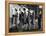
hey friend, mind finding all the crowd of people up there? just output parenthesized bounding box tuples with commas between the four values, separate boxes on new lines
(9, 4, 42, 32)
